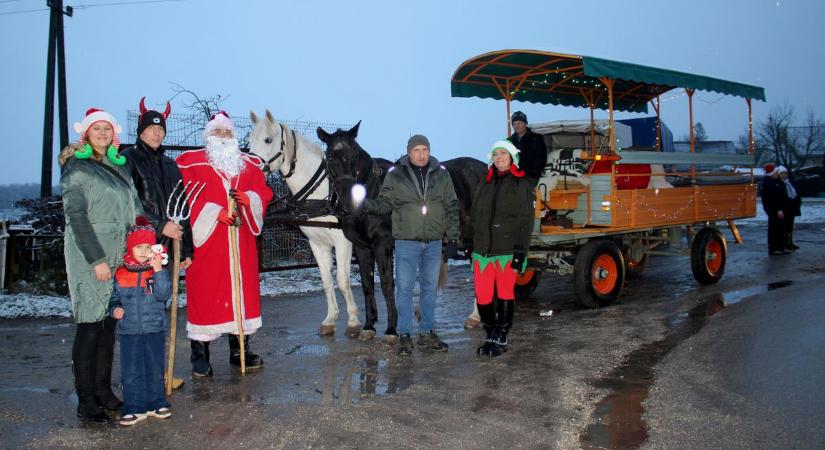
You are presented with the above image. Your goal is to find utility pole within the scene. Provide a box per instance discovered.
[40,0,72,198]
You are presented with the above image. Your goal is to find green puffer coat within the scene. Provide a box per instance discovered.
[365,155,459,242]
[61,155,142,323]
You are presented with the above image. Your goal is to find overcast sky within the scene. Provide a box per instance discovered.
[1,0,823,184]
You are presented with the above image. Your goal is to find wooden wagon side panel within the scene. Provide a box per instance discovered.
[695,184,757,221]
[613,187,697,228]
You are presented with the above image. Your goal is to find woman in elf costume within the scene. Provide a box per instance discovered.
[470,140,535,357]
[60,108,143,422]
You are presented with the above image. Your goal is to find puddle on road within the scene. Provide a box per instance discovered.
[579,280,794,449]
[255,356,412,407]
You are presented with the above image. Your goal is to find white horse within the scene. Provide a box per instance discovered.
[249,110,361,337]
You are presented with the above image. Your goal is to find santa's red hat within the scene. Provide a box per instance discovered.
[73,108,122,148]
[763,163,778,176]
[203,110,235,140]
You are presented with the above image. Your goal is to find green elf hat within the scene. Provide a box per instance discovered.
[489,139,520,166]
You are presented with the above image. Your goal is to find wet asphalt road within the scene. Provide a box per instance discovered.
[1,221,824,449]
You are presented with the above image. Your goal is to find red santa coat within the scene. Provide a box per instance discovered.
[176,149,273,337]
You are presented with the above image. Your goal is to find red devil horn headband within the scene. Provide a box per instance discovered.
[163,101,171,119]
[139,96,147,115]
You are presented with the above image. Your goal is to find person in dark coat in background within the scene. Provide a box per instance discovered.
[778,165,802,251]
[760,163,788,255]
[508,111,547,185]
[469,140,534,357]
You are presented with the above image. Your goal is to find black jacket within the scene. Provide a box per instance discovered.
[760,176,787,216]
[121,140,194,260]
[509,128,547,181]
[469,170,534,256]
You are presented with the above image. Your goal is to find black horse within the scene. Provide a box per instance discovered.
[319,123,487,340]
[318,122,398,342]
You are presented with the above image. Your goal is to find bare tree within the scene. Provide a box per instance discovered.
[168,82,232,146]
[755,103,825,171]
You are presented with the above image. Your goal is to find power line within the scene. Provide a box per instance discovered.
[0,0,31,4]
[0,7,46,15]
[72,0,184,9]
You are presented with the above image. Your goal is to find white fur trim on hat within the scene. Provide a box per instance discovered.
[73,108,122,148]
[203,111,236,140]
[489,139,520,166]
[777,165,788,174]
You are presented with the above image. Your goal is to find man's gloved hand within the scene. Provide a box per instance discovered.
[218,208,237,226]
[443,241,458,262]
[511,251,526,272]
[229,188,250,208]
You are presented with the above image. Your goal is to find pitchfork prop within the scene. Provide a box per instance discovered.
[164,180,205,395]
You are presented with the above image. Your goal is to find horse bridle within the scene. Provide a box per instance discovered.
[264,124,298,179]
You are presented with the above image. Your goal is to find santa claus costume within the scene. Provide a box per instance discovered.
[176,112,273,376]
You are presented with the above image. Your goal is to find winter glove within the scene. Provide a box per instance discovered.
[218,208,237,226]
[443,241,458,262]
[463,243,473,259]
[511,251,526,273]
[229,188,250,208]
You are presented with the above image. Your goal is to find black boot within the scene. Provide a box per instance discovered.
[229,334,263,369]
[94,317,122,411]
[190,340,213,377]
[476,303,501,357]
[73,322,110,423]
[495,299,515,352]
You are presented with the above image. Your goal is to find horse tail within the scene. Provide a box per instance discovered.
[438,259,448,290]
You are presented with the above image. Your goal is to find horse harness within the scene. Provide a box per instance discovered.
[266,123,337,220]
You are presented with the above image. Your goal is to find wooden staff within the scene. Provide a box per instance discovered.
[165,239,182,395]
[228,196,246,374]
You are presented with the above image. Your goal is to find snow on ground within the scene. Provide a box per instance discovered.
[2,198,820,319]
[738,197,825,225]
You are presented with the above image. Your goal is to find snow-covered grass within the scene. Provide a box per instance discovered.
[738,197,825,225]
[0,294,71,319]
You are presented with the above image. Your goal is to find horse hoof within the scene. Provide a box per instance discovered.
[383,334,399,345]
[319,325,335,336]
[464,317,481,329]
[359,329,376,341]
[346,326,361,338]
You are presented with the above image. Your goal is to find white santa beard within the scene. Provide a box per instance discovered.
[206,136,245,178]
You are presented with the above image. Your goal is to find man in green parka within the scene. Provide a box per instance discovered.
[362,134,459,355]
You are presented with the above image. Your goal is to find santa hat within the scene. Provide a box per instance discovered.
[125,216,157,251]
[763,163,778,176]
[485,139,525,181]
[203,110,235,140]
[777,165,788,174]
[73,108,122,148]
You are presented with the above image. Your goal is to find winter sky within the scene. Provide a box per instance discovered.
[1,0,824,185]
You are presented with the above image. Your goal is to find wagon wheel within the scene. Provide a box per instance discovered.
[690,227,727,285]
[514,269,542,300]
[622,241,649,279]
[574,240,625,308]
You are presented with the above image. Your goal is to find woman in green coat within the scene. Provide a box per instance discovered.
[60,108,142,422]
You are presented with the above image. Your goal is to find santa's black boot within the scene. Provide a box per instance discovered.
[495,299,515,353]
[190,340,213,377]
[94,317,122,411]
[229,334,263,369]
[476,303,501,357]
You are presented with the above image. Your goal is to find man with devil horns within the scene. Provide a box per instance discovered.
[121,97,194,270]
[175,111,273,377]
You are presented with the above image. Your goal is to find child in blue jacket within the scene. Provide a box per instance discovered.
[109,216,172,426]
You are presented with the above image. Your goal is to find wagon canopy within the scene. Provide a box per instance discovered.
[450,50,766,113]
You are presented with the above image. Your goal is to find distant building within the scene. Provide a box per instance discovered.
[673,140,739,154]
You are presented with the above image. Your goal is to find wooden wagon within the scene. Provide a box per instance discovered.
[451,50,765,307]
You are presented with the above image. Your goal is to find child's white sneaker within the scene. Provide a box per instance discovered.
[119,413,147,426]
[147,407,172,419]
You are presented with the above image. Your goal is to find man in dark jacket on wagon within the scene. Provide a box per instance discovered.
[121,97,193,387]
[508,111,547,186]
